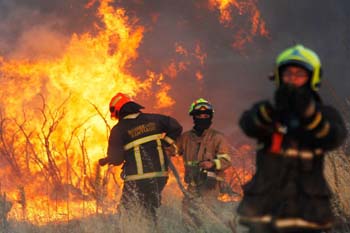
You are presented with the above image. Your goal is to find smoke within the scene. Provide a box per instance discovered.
[0,0,349,137]
[0,0,96,57]
[113,0,350,136]
[107,0,272,135]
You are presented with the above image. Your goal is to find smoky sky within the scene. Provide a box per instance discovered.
[0,0,349,142]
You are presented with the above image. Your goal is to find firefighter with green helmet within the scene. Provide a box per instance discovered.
[237,44,347,233]
[176,98,234,230]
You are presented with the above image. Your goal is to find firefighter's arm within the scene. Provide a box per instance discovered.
[239,100,275,139]
[100,126,125,166]
[301,105,347,150]
[198,155,231,171]
[160,115,183,155]
[199,134,232,171]
[163,116,183,142]
[166,133,184,157]
[213,154,232,171]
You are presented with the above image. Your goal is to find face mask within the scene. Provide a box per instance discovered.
[276,83,312,108]
[193,117,212,136]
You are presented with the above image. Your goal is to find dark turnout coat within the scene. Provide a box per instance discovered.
[237,96,347,231]
[106,112,182,218]
[107,112,182,179]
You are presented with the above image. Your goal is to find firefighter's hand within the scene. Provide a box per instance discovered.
[199,160,215,170]
[164,145,177,157]
[98,157,109,166]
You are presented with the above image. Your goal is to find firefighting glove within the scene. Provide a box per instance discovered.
[199,160,215,170]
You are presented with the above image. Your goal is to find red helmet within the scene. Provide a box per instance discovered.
[109,93,132,119]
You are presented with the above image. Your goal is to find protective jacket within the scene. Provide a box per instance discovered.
[177,128,232,191]
[107,112,183,181]
[106,112,182,221]
[237,94,347,232]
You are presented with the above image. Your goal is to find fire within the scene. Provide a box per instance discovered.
[0,0,261,225]
[174,42,207,82]
[196,71,204,81]
[0,0,173,224]
[209,0,241,23]
[208,0,269,49]
[175,43,189,56]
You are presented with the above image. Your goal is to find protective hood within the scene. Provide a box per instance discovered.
[119,102,144,119]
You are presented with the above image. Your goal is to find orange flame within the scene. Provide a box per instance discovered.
[0,0,260,225]
[208,0,269,49]
[0,0,174,224]
[196,71,204,81]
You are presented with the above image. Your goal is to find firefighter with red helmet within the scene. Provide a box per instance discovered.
[237,45,347,233]
[176,98,234,230]
[99,92,182,223]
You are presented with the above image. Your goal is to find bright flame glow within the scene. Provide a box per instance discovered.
[0,0,260,225]
[0,0,173,224]
[208,0,269,49]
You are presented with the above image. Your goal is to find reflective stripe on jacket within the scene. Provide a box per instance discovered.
[177,128,232,183]
[107,113,182,181]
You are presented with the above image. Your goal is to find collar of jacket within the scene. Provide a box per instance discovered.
[123,113,140,119]
[190,127,210,137]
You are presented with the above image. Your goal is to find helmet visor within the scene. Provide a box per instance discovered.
[192,103,213,116]
[193,102,213,111]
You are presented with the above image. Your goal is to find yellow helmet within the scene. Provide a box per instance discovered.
[274,44,322,91]
[188,98,214,116]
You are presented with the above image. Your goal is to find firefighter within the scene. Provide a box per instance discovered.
[99,92,182,223]
[237,44,347,233]
[176,98,234,230]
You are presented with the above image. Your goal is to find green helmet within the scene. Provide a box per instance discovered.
[188,98,214,116]
[274,44,322,91]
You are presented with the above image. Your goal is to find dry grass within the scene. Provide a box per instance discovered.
[325,148,350,233]
[3,122,350,233]
[4,147,350,233]
[5,186,240,233]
